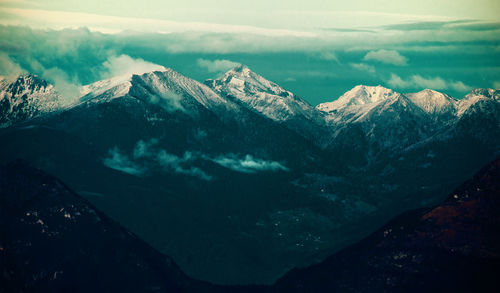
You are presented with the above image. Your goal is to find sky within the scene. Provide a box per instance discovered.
[0,0,499,104]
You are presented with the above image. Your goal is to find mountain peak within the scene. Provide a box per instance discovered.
[228,64,249,74]
[406,89,456,115]
[466,88,498,99]
[206,65,321,127]
[317,85,399,112]
[0,74,62,127]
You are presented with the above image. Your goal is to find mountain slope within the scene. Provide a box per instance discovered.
[0,160,222,293]
[275,157,500,292]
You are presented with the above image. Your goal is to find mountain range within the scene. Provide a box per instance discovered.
[0,66,498,285]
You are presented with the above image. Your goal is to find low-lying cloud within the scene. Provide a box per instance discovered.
[209,154,289,174]
[103,140,289,178]
[103,139,211,180]
[103,147,145,176]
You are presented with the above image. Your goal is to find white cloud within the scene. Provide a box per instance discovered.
[0,53,23,77]
[363,49,409,66]
[101,54,166,79]
[449,80,471,92]
[103,140,212,180]
[156,150,212,181]
[349,62,376,74]
[196,58,240,73]
[210,154,289,174]
[315,51,340,63]
[411,74,447,89]
[387,73,471,92]
[0,7,316,37]
[103,147,145,176]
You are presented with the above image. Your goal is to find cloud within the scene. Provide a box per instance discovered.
[209,154,289,174]
[363,50,408,66]
[196,58,240,73]
[0,53,23,77]
[315,51,340,63]
[349,63,376,74]
[103,139,212,180]
[103,147,145,176]
[387,73,471,91]
[101,54,166,79]
[156,150,212,181]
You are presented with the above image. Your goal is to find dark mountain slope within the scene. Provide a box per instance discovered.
[0,160,225,293]
[274,158,500,292]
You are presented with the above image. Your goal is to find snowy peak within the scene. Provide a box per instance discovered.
[206,65,319,123]
[406,89,457,115]
[79,68,239,117]
[317,85,400,113]
[466,88,499,100]
[216,65,289,97]
[457,88,500,116]
[4,74,51,95]
[0,74,62,127]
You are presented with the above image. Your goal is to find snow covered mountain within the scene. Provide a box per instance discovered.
[205,65,327,142]
[206,65,318,122]
[80,69,241,119]
[406,89,457,116]
[316,85,499,164]
[316,85,399,113]
[0,74,63,127]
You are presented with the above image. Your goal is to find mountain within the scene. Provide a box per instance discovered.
[206,65,327,142]
[275,157,500,293]
[316,85,399,113]
[406,89,457,117]
[0,160,221,292]
[80,69,241,119]
[0,74,63,127]
[317,86,432,164]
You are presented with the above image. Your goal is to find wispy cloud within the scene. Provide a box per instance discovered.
[363,49,408,66]
[101,54,165,80]
[209,154,289,174]
[103,147,145,176]
[0,7,316,37]
[103,140,211,180]
[387,73,471,91]
[196,58,240,74]
[349,62,376,74]
[103,140,289,178]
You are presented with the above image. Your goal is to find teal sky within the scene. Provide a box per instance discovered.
[0,0,499,104]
